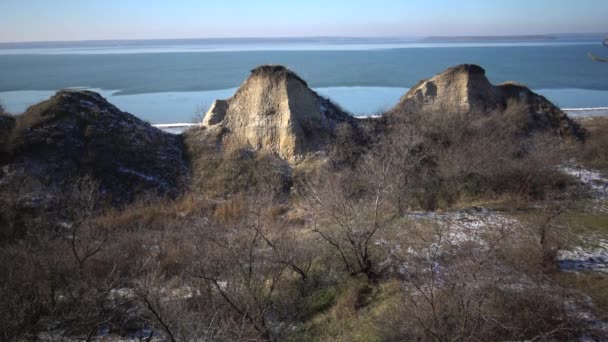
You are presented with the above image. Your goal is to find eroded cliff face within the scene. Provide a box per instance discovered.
[395,64,502,114]
[199,65,353,163]
[390,64,583,138]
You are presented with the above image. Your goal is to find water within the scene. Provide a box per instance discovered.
[0,38,607,124]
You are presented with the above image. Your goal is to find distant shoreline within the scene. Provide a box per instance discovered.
[422,35,556,42]
[154,108,608,134]
[1,33,604,48]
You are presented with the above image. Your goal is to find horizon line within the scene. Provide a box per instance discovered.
[1,32,605,45]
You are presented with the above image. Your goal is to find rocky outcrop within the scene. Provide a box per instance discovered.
[196,65,354,163]
[389,64,583,138]
[0,90,189,205]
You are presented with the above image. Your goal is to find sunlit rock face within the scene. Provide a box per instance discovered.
[200,65,353,163]
[389,64,583,138]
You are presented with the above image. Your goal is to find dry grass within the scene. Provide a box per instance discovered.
[553,272,608,323]
[184,127,291,198]
[96,195,210,230]
[576,116,608,173]
[300,275,382,342]
[212,194,247,223]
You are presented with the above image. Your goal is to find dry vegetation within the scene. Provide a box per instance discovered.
[577,116,608,172]
[1,104,607,340]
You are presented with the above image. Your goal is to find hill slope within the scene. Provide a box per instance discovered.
[388,64,583,138]
[0,90,189,206]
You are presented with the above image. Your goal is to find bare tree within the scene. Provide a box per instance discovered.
[303,153,398,279]
[58,176,108,273]
[134,270,178,342]
[388,219,507,340]
[189,195,297,341]
[135,265,237,342]
[516,196,574,272]
[378,121,430,212]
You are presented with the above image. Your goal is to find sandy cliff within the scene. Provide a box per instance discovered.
[389,64,583,138]
[199,65,354,163]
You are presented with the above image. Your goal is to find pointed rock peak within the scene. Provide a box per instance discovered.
[196,65,354,163]
[444,64,487,76]
[249,64,309,86]
[390,63,499,115]
[388,64,583,139]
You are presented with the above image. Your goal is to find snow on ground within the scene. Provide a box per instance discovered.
[117,166,160,183]
[153,123,198,134]
[559,235,608,274]
[404,207,521,246]
[405,206,608,274]
[557,165,608,273]
[79,99,98,109]
[401,194,608,336]
[561,166,608,200]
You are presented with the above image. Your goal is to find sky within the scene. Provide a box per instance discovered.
[0,0,607,42]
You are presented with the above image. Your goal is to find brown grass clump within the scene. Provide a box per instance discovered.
[577,116,608,172]
[213,194,247,223]
[184,126,292,198]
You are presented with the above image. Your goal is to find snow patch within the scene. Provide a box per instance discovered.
[561,166,608,200]
[404,207,520,245]
[153,123,198,128]
[558,236,608,274]
[79,99,98,109]
[117,166,159,183]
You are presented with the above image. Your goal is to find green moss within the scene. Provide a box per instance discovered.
[291,278,405,342]
[563,210,608,235]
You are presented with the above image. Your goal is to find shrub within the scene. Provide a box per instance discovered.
[376,103,572,210]
[578,116,608,172]
[184,127,291,198]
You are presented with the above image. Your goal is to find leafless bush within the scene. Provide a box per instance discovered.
[302,152,399,279]
[578,116,608,171]
[188,189,316,340]
[135,260,256,341]
[374,120,430,212]
[498,200,574,275]
[380,103,571,209]
[328,121,369,167]
[379,218,580,340]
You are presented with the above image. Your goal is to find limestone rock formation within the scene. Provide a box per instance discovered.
[198,65,354,163]
[0,90,189,205]
[389,64,583,138]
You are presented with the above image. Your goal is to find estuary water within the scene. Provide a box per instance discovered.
[1,38,607,124]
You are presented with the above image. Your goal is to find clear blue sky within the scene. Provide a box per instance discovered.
[1,0,606,42]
